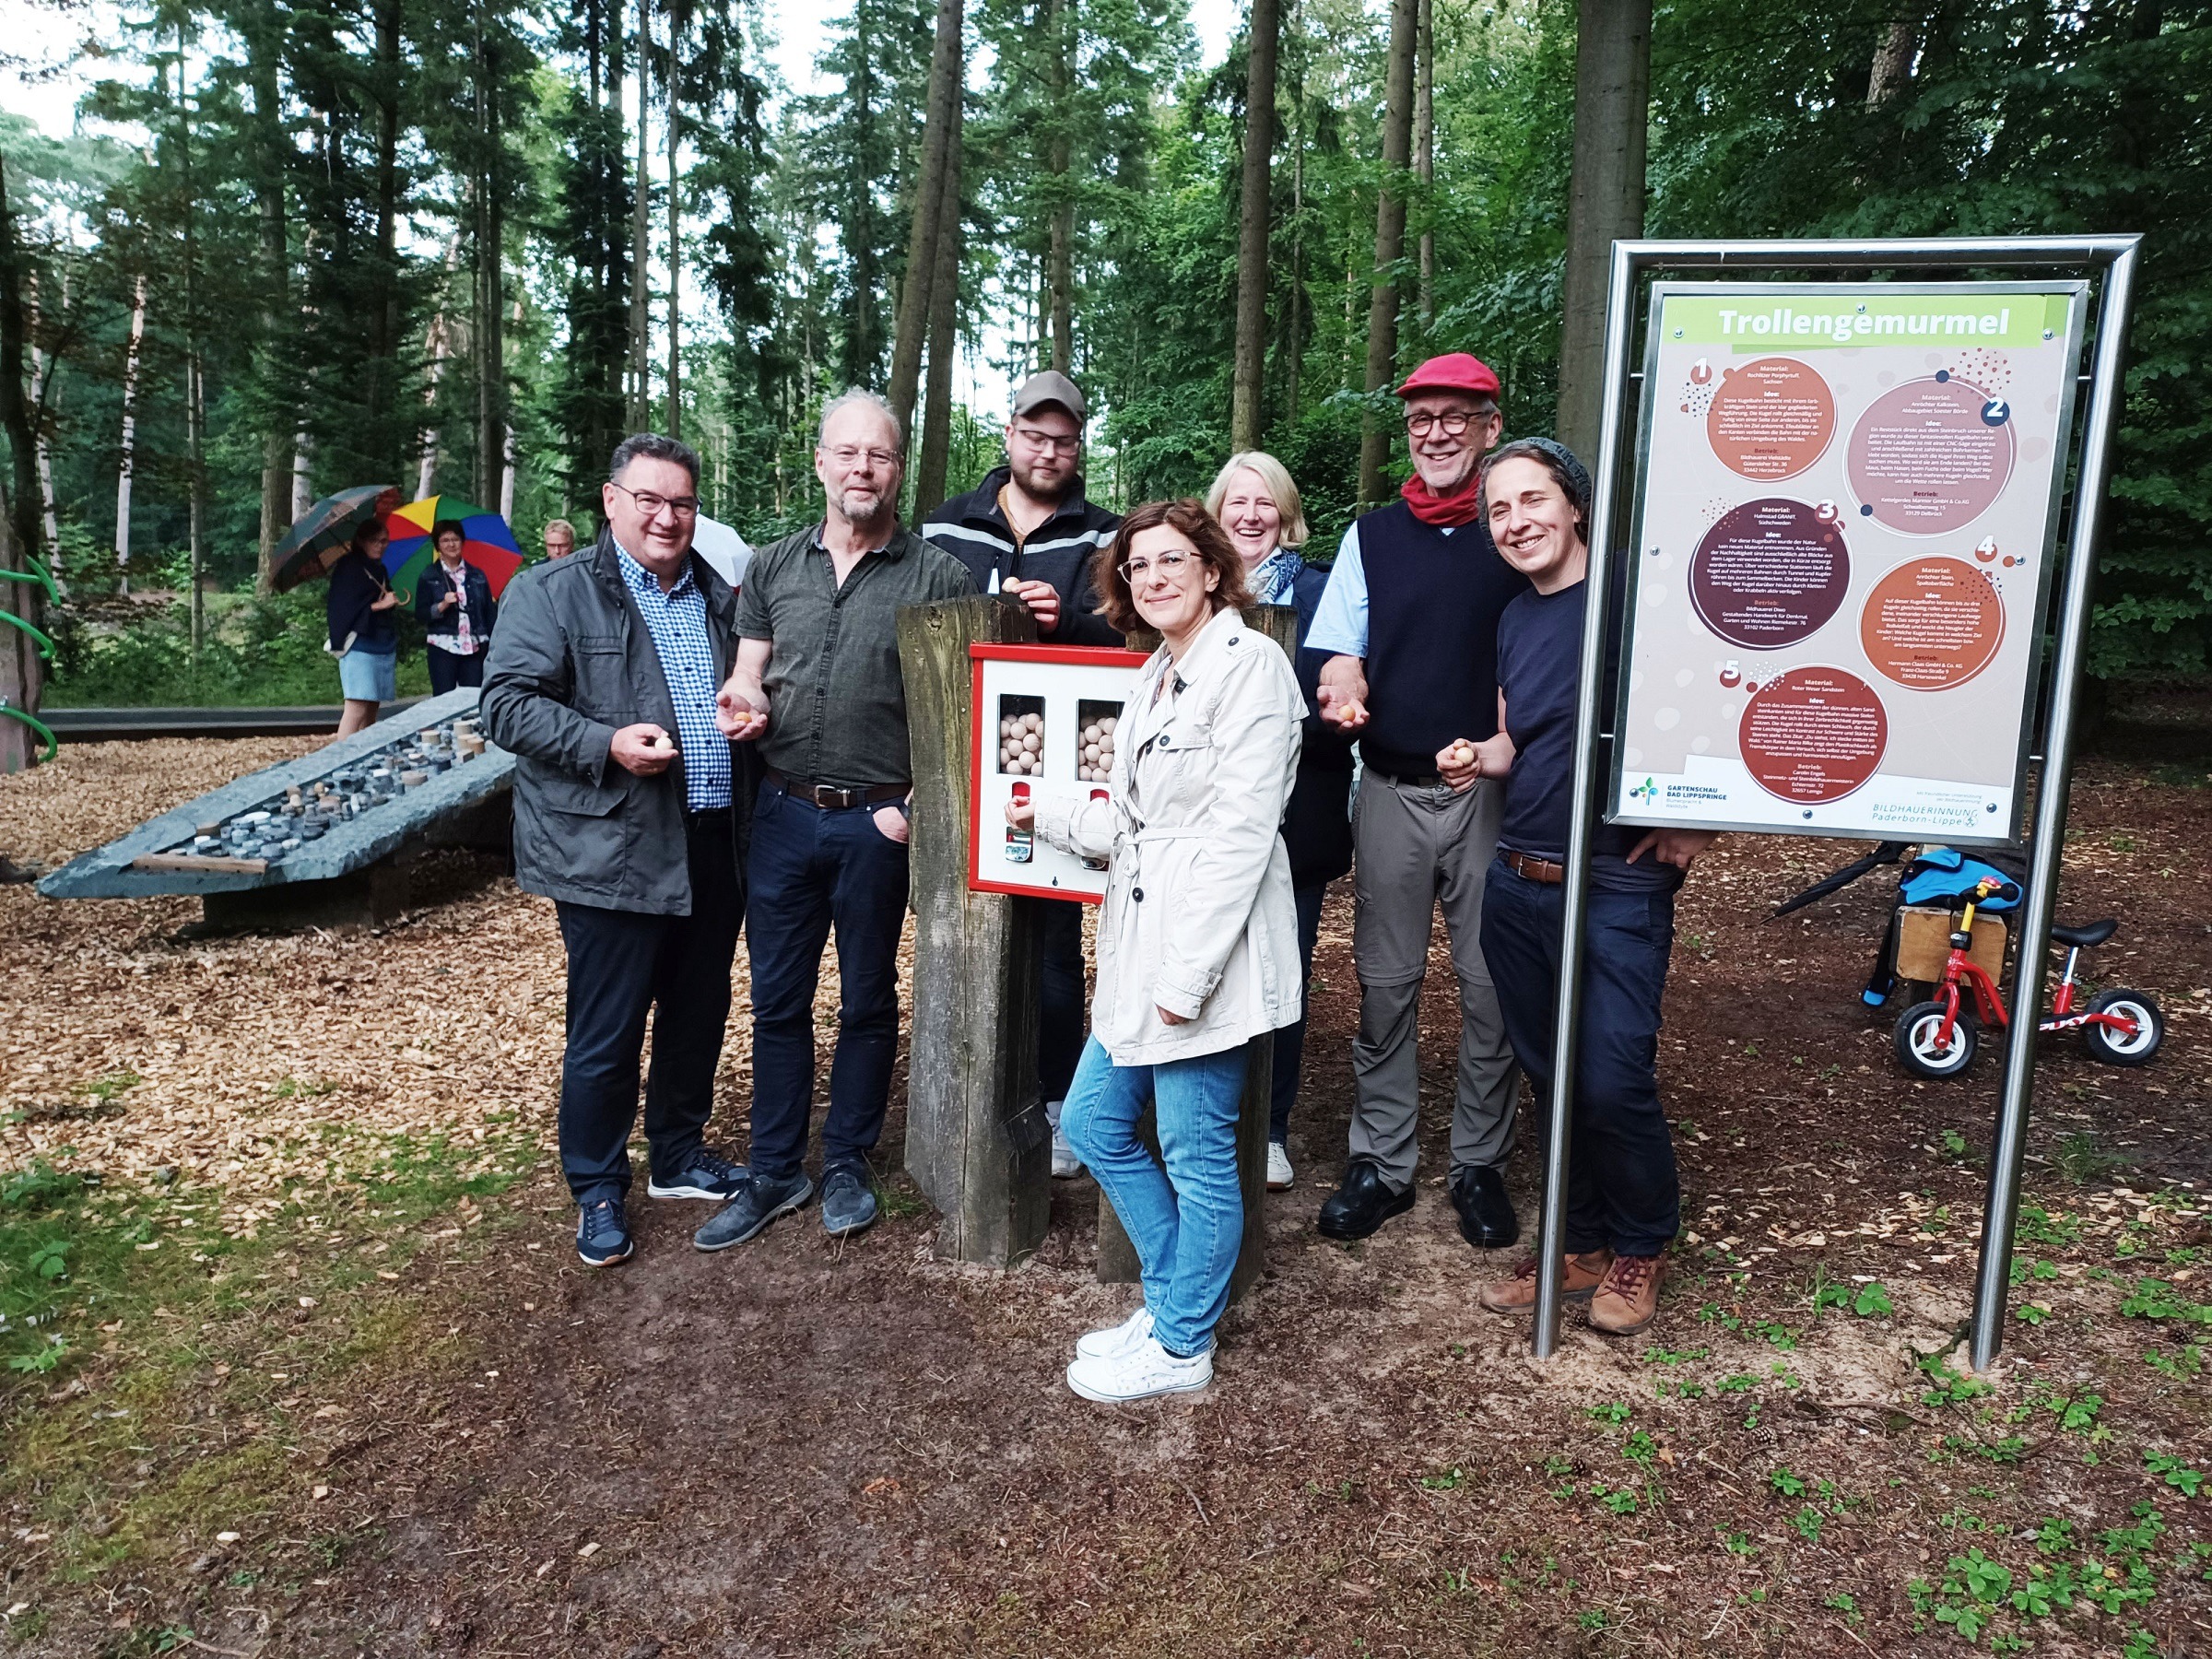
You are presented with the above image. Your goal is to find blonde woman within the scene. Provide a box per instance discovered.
[1204,453,1355,1193]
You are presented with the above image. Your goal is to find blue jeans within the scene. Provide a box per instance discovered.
[1062,1035,1248,1358]
[1478,862,1681,1258]
[744,782,911,1182]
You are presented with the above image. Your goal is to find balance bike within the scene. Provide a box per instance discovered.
[1893,879,2166,1079]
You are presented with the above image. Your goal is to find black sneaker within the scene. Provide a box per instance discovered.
[693,1171,814,1253]
[647,1148,750,1201]
[820,1167,880,1237]
[1449,1162,1520,1251]
[576,1197,635,1267]
[1316,1159,1415,1241]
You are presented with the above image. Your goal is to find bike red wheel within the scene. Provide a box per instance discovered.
[2083,990,2163,1066]
[1895,1000,1977,1079]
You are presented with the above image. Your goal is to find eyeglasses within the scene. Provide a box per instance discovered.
[608,481,700,519]
[1013,428,1081,455]
[824,444,902,470]
[1404,410,1488,438]
[1119,550,1194,582]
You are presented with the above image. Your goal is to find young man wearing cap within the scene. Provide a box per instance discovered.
[923,370,1123,1177]
[1306,353,1530,1252]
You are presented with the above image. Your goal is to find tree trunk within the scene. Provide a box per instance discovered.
[1285,0,1304,422]
[115,272,147,596]
[629,0,653,429]
[1867,11,1916,106]
[1415,0,1434,335]
[888,0,964,451]
[1555,0,1651,462]
[1358,0,1418,508]
[915,91,966,513]
[1045,0,1074,376]
[0,157,42,576]
[475,17,505,502]
[178,21,206,657]
[665,6,682,439]
[1230,0,1280,453]
[371,0,402,444]
[26,275,63,595]
[253,39,289,594]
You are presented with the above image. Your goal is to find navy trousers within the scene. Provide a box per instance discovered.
[554,812,743,1203]
[1478,861,1681,1258]
[1267,879,1329,1143]
[1028,896,1088,1105]
[427,645,486,695]
[744,782,911,1182]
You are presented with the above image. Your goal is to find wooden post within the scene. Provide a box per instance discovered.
[898,594,1048,1265]
[1096,604,1301,1299]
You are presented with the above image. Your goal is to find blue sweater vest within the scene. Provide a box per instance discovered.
[1358,500,1528,778]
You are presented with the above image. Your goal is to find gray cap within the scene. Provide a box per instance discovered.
[1011,369,1087,425]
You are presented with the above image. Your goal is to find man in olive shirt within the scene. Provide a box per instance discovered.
[700,388,976,1249]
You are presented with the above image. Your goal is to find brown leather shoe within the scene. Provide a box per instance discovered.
[1477,1249,1614,1314]
[1588,1253,1665,1335]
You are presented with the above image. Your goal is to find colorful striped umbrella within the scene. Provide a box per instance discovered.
[380,495,525,600]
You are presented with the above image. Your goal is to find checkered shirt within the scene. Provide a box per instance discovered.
[615,543,732,810]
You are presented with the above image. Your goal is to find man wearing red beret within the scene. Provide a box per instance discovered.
[1305,352,1529,1252]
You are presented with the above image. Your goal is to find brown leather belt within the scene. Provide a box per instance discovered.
[765,768,909,810]
[1503,850,1565,884]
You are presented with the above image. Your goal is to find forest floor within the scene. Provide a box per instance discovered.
[0,738,2209,1657]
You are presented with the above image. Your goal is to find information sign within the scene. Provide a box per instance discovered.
[1609,281,2087,845]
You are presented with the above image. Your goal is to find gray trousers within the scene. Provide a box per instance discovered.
[1347,772,1518,1192]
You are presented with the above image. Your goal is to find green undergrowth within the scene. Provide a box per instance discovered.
[0,1124,540,1598]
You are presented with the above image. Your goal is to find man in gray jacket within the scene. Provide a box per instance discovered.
[481,432,761,1267]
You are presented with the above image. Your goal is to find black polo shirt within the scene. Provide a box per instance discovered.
[734,522,977,788]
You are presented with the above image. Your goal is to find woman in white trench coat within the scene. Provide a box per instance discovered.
[1006,498,1306,1404]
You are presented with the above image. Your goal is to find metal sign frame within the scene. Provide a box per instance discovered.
[1534,235,2142,1370]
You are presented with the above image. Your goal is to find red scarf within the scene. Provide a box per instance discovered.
[1400,468,1486,527]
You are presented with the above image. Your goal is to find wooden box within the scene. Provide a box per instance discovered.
[1897,906,2007,983]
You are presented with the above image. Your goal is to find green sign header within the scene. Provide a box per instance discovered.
[1660,290,2070,350]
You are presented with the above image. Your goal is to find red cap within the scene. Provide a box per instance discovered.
[1395,352,1500,399]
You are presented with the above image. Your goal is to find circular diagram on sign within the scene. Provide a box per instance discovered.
[1739,665,1888,803]
[1845,376,2016,534]
[1861,558,2006,689]
[1689,499,1852,650]
[1707,358,1837,480]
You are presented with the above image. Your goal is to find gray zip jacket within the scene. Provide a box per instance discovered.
[480,531,759,916]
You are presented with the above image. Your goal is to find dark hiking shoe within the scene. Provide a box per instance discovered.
[692,1171,814,1253]
[1449,1163,1521,1251]
[647,1148,750,1201]
[820,1168,880,1238]
[1316,1159,1415,1241]
[576,1198,635,1267]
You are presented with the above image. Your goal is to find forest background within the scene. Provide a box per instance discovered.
[0,0,2206,715]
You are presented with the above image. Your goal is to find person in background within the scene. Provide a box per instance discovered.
[1305,352,1528,1253]
[924,370,1123,1182]
[1446,438,1714,1336]
[1009,500,1303,1403]
[328,520,403,738]
[1202,453,1354,1194]
[702,389,976,1251]
[417,521,498,695]
[543,518,577,560]
[480,432,759,1268]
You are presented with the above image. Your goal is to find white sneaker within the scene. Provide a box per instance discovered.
[1049,1102,1084,1179]
[1066,1335,1214,1404]
[1266,1140,1294,1190]
[1076,1304,1152,1359]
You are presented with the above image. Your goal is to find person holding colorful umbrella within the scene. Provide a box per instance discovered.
[415,520,500,693]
